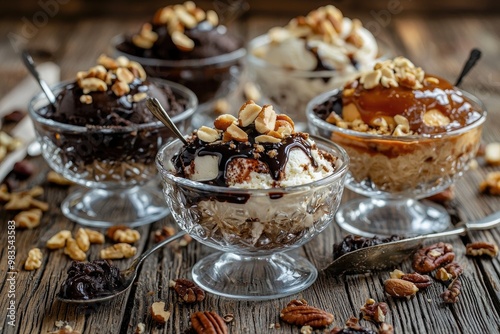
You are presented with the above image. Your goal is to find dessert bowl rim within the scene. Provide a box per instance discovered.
[28,78,198,133]
[246,33,391,77]
[111,34,247,68]
[156,134,350,194]
[306,88,488,141]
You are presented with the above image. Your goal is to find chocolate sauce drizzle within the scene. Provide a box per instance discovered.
[173,128,317,187]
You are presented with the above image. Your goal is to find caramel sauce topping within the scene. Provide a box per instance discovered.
[343,75,482,134]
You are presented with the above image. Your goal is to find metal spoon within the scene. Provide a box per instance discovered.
[21,50,55,156]
[146,97,189,145]
[21,50,57,108]
[455,48,482,87]
[57,231,186,304]
[323,210,500,276]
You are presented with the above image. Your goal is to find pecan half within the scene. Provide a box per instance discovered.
[169,278,205,304]
[466,241,499,257]
[280,300,334,329]
[441,278,462,303]
[360,298,388,323]
[191,311,228,334]
[443,262,463,279]
[412,242,455,273]
[401,272,432,289]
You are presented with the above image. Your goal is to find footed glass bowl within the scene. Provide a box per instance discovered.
[28,79,197,227]
[247,34,389,130]
[307,89,487,237]
[112,35,246,106]
[156,136,349,300]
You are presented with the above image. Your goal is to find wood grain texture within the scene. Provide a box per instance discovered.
[1,13,500,334]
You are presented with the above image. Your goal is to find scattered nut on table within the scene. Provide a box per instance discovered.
[360,298,388,323]
[47,171,74,186]
[107,225,140,243]
[280,299,334,329]
[64,238,87,261]
[441,278,462,303]
[412,242,455,273]
[134,322,145,334]
[46,230,72,249]
[24,248,42,270]
[154,226,176,243]
[150,301,170,324]
[15,208,43,229]
[401,272,432,289]
[484,142,500,166]
[100,243,137,259]
[466,241,499,257]
[0,131,23,162]
[479,171,500,195]
[75,228,90,252]
[112,228,140,243]
[169,278,205,304]
[435,267,453,282]
[190,311,228,334]
[384,278,419,299]
[84,228,105,244]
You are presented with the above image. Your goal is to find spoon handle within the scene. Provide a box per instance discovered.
[466,210,500,231]
[127,231,187,273]
[21,50,57,106]
[455,48,482,87]
[146,97,189,145]
[412,210,500,243]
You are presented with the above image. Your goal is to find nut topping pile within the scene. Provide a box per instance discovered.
[195,100,295,144]
[268,5,365,49]
[132,1,219,52]
[76,54,147,99]
[360,56,426,90]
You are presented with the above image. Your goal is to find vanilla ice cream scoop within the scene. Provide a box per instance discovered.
[252,5,378,74]
[172,101,337,188]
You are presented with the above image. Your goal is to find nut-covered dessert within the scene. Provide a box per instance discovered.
[114,1,244,103]
[160,100,347,250]
[248,5,382,125]
[309,56,486,194]
[29,55,197,227]
[32,54,188,185]
[157,100,348,299]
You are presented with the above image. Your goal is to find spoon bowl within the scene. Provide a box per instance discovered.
[57,231,186,304]
[323,210,500,276]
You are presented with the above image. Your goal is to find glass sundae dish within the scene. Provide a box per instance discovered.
[156,100,349,300]
[307,56,486,237]
[247,5,386,129]
[28,54,197,227]
[113,1,245,106]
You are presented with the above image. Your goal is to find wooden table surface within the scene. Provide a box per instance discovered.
[1,11,500,334]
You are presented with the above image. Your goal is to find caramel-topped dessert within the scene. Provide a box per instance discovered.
[312,56,486,193]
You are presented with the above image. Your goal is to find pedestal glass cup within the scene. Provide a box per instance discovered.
[307,89,486,237]
[112,35,246,121]
[247,34,390,131]
[28,79,197,227]
[156,136,349,300]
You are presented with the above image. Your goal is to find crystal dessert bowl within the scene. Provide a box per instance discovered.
[307,88,486,237]
[113,36,245,107]
[246,6,389,130]
[28,79,197,227]
[156,135,349,300]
